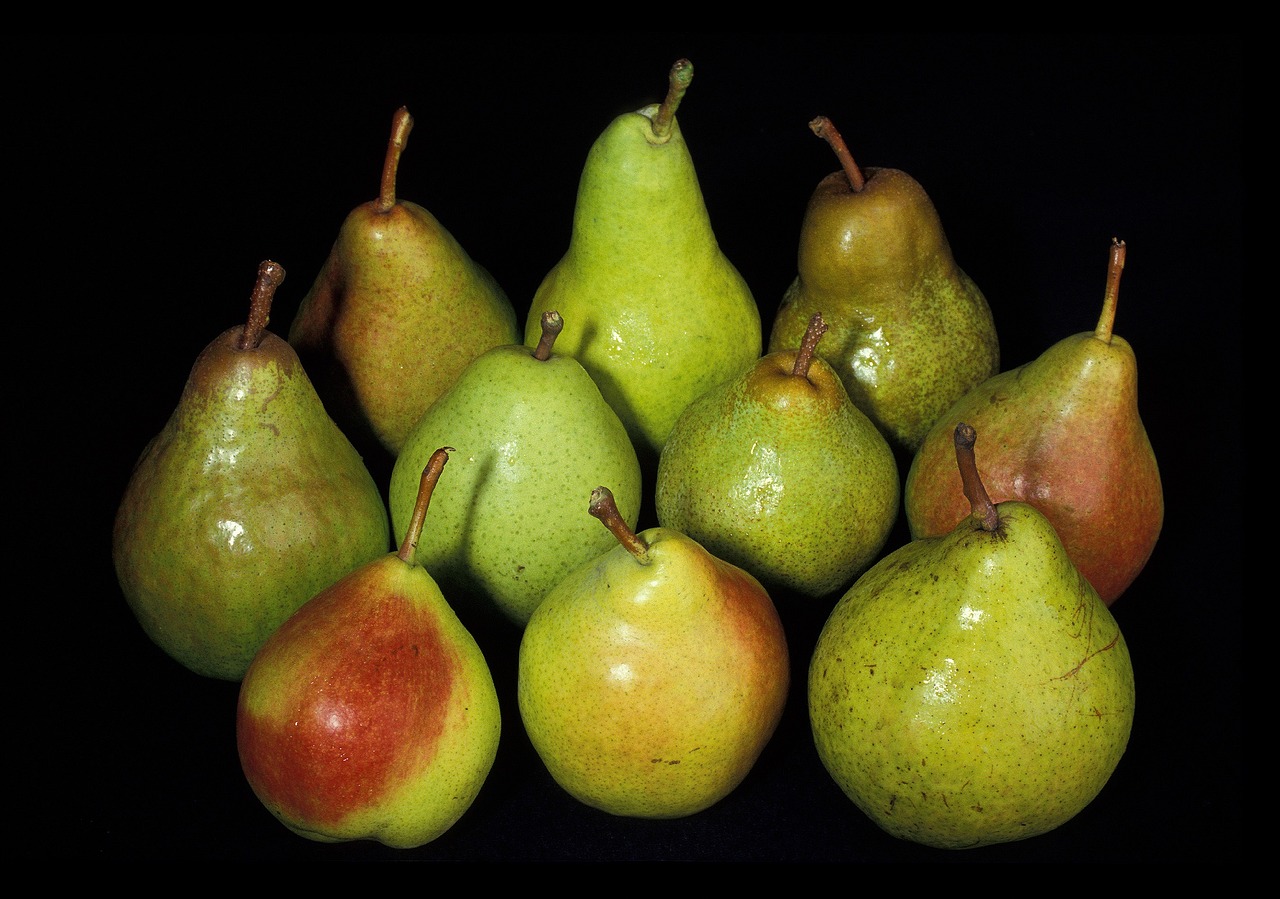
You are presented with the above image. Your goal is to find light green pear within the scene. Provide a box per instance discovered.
[389,311,643,627]
[655,312,899,599]
[809,423,1135,850]
[524,59,761,461]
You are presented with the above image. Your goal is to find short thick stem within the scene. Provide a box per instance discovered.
[651,59,693,141]
[590,486,649,563]
[533,311,563,361]
[1095,237,1126,343]
[378,107,413,213]
[954,423,999,532]
[238,260,285,351]
[792,313,828,378]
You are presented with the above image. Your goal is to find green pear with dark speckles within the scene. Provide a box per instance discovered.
[390,311,642,627]
[769,117,998,454]
[808,422,1134,850]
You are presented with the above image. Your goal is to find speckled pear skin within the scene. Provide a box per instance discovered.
[518,527,790,819]
[388,345,642,627]
[654,345,899,598]
[769,167,998,453]
[808,502,1135,850]
[113,326,392,682]
[524,85,761,458]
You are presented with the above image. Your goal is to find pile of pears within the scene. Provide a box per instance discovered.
[112,58,1162,854]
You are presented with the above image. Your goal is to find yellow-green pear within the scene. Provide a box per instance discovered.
[518,487,790,819]
[237,449,502,849]
[809,423,1135,850]
[112,261,391,681]
[525,59,761,461]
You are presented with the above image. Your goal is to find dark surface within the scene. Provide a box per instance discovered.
[19,34,1240,862]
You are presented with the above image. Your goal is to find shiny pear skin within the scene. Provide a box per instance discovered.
[237,551,501,849]
[770,166,998,453]
[809,501,1135,850]
[655,338,899,598]
[518,524,790,819]
[113,309,391,682]
[525,65,761,457]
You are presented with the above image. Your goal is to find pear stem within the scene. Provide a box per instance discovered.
[378,107,413,214]
[792,312,828,378]
[398,447,453,563]
[238,260,285,351]
[954,422,999,532]
[1095,237,1126,343]
[651,59,693,141]
[810,116,865,192]
[533,310,564,362]
[589,486,649,563]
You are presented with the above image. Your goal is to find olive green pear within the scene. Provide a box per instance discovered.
[769,116,998,454]
[289,106,518,457]
[113,261,392,681]
[519,487,790,819]
[237,449,502,849]
[809,423,1135,850]
[389,311,643,627]
[655,312,899,598]
[525,59,761,460]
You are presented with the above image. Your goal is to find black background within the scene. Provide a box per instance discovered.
[18,34,1240,862]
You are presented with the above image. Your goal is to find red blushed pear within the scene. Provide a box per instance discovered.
[236,448,501,849]
[904,238,1163,605]
[517,486,790,819]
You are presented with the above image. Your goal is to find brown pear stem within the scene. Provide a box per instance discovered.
[954,422,999,532]
[398,447,453,563]
[378,107,413,213]
[792,312,828,378]
[238,260,285,351]
[589,486,649,563]
[810,116,865,192]
[651,59,693,140]
[533,310,564,361]
[1095,237,1126,343]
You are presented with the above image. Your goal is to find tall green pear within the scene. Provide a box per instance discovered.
[113,261,392,681]
[390,311,643,628]
[524,59,761,461]
[809,423,1135,850]
[289,106,518,458]
[656,312,899,599]
[769,116,998,454]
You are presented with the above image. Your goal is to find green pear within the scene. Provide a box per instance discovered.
[768,116,999,454]
[524,59,761,461]
[113,261,392,681]
[809,423,1135,850]
[655,312,899,598]
[389,311,643,627]
[237,449,501,849]
[518,487,790,819]
[289,106,519,458]
[904,238,1162,605]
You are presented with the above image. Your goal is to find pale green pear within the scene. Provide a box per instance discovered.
[389,312,643,627]
[809,423,1135,850]
[656,312,899,599]
[524,59,761,460]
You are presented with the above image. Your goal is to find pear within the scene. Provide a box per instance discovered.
[768,116,999,454]
[655,312,899,599]
[518,487,790,819]
[904,238,1163,605]
[524,59,761,462]
[389,311,643,628]
[236,448,502,849]
[289,106,519,458]
[809,423,1135,850]
[112,260,391,681]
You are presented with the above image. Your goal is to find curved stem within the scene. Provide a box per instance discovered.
[1095,237,1126,343]
[590,486,649,563]
[651,59,693,140]
[792,312,828,379]
[954,422,999,532]
[533,310,564,362]
[809,116,865,192]
[378,107,413,213]
[238,260,285,351]
[398,447,453,563]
